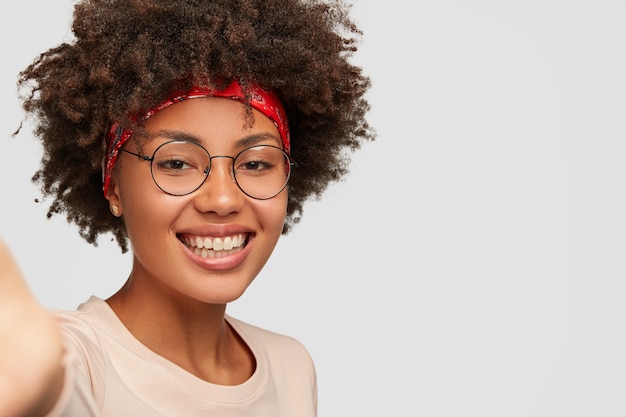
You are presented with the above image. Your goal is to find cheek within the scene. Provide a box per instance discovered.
[255,193,288,237]
[117,164,183,239]
[117,158,163,209]
[247,197,287,274]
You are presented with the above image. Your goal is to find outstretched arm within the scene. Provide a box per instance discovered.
[0,238,64,417]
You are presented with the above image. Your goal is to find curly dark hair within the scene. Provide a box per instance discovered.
[16,0,375,253]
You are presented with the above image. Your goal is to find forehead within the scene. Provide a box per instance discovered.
[142,97,281,148]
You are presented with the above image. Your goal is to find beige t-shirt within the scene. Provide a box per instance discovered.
[47,297,317,417]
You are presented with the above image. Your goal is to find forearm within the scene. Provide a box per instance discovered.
[0,239,64,417]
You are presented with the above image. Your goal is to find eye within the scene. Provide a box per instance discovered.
[156,158,192,171]
[237,159,273,172]
[235,147,283,175]
[150,141,209,176]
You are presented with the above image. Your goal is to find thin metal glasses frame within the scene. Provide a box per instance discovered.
[121,140,294,200]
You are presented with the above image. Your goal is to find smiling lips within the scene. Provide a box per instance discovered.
[181,234,248,258]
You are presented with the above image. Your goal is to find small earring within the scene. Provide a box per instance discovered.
[110,204,121,217]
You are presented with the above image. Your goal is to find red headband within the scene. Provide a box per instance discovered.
[102,81,290,196]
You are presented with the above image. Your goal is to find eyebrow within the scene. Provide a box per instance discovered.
[148,129,282,149]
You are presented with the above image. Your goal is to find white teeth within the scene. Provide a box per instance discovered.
[193,247,241,259]
[186,234,245,257]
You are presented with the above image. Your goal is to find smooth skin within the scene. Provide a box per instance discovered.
[0,239,64,417]
[105,97,288,386]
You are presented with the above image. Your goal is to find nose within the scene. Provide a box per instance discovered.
[208,155,236,183]
[192,156,244,215]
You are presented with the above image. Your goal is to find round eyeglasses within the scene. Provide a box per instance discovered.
[122,140,294,200]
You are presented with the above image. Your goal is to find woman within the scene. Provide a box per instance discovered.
[0,0,374,415]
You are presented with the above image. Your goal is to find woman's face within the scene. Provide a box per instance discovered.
[107,97,288,305]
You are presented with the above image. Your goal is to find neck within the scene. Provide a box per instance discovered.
[106,270,255,385]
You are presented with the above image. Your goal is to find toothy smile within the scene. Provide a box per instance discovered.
[181,234,248,258]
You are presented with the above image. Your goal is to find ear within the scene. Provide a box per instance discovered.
[105,174,123,217]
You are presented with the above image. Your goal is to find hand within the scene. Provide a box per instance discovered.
[0,238,64,417]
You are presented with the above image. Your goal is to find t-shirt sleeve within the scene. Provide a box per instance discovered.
[44,351,100,417]
[44,313,106,417]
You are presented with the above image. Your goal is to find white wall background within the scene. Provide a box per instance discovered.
[2,0,626,415]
